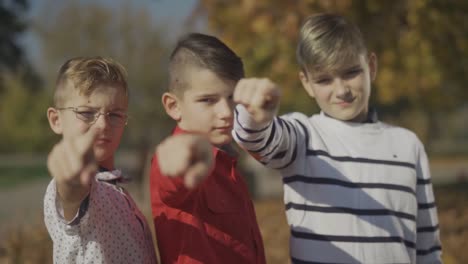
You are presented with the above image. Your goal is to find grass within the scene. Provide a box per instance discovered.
[0,165,49,189]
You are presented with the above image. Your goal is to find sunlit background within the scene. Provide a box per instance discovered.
[0,0,467,263]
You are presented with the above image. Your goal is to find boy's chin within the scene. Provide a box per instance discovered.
[93,149,114,164]
[210,134,232,147]
[325,109,367,122]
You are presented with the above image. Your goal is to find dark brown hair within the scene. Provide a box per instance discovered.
[168,33,244,95]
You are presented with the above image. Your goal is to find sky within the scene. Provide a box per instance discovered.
[21,0,201,68]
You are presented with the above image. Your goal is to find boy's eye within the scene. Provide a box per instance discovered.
[315,78,333,85]
[76,111,97,121]
[343,69,362,79]
[109,112,124,118]
[108,112,126,120]
[199,98,217,104]
[107,112,128,125]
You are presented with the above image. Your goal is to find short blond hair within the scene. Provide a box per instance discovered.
[53,57,128,107]
[297,13,367,74]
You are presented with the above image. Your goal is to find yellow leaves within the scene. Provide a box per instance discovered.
[380,50,396,65]
[198,0,467,119]
[251,14,273,34]
[281,12,300,40]
[456,36,467,54]
[375,67,398,105]
[413,0,427,10]
[366,0,382,13]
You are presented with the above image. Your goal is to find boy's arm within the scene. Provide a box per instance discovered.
[151,134,213,204]
[47,129,98,221]
[233,78,302,169]
[415,141,442,263]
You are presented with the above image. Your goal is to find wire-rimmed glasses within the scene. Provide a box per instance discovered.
[56,106,128,127]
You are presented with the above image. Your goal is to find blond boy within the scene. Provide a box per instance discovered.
[44,57,157,263]
[233,14,442,263]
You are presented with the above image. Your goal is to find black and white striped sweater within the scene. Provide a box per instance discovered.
[233,105,442,264]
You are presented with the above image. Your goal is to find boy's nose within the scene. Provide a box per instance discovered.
[217,99,234,119]
[334,79,351,97]
[93,114,110,130]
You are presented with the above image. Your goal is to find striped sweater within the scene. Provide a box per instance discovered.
[233,105,442,264]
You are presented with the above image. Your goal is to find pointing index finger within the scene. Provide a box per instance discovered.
[75,129,98,155]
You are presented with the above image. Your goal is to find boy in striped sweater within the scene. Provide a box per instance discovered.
[233,13,442,263]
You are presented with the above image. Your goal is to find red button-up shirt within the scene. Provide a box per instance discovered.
[150,127,266,264]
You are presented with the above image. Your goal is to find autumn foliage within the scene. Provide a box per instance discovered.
[194,0,468,144]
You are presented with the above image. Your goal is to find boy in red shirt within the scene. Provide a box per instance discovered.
[150,33,266,264]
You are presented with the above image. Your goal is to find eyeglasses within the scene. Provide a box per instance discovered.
[57,106,128,127]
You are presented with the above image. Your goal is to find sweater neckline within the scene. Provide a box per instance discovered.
[318,111,384,135]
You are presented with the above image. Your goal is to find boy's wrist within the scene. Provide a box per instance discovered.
[56,180,91,206]
[56,180,91,221]
[236,104,274,128]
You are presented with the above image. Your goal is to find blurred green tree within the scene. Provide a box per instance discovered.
[0,73,53,152]
[194,0,468,148]
[0,0,48,152]
[0,0,40,91]
[0,0,28,74]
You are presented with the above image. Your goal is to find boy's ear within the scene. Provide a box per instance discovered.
[299,71,315,98]
[368,52,378,81]
[47,107,63,135]
[162,92,182,121]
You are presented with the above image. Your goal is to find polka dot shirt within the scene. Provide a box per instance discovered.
[44,171,158,264]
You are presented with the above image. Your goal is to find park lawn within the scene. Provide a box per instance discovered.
[0,165,49,189]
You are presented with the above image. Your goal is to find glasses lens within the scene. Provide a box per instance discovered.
[107,112,127,126]
[67,107,127,127]
[74,108,98,123]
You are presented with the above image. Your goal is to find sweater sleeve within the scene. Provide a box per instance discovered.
[233,105,308,170]
[414,140,442,263]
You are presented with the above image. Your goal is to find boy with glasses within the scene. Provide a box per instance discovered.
[44,57,158,263]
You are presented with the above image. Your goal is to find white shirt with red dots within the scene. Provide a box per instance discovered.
[44,170,158,264]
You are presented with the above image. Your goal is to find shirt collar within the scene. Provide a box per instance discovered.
[172,125,186,135]
[96,167,124,183]
[321,107,378,124]
[364,107,378,123]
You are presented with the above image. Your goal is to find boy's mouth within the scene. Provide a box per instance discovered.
[95,137,111,144]
[335,98,356,107]
[214,126,232,132]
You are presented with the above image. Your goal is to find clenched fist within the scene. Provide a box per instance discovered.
[156,134,213,189]
[234,78,281,124]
